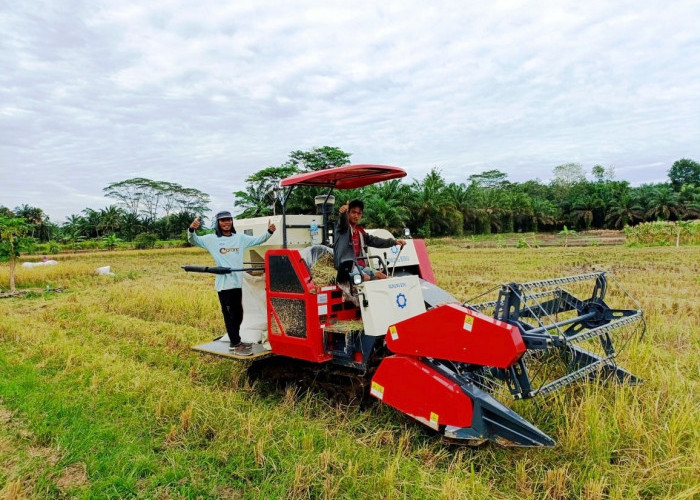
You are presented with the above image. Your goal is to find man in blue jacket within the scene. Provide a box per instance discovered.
[188,211,275,356]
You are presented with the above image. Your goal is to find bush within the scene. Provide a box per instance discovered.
[23,238,38,255]
[133,233,158,250]
[625,221,700,246]
[82,239,102,250]
[102,234,123,251]
[47,241,61,254]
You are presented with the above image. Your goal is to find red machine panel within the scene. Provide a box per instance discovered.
[371,355,473,429]
[385,303,525,368]
[265,249,332,363]
[412,239,436,284]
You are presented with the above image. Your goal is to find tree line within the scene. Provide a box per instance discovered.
[1,178,210,248]
[1,149,699,249]
[233,149,700,237]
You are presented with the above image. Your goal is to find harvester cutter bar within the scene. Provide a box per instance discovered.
[426,359,556,446]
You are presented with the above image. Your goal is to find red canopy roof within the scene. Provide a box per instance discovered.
[280,164,406,189]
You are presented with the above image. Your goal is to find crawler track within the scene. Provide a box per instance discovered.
[247,356,374,406]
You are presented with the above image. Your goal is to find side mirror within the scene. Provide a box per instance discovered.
[403,227,411,238]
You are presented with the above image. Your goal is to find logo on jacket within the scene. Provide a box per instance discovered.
[219,247,239,254]
[396,293,407,309]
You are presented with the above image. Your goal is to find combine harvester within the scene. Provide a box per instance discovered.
[184,165,645,447]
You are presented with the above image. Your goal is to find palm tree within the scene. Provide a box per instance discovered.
[507,191,533,233]
[530,197,558,232]
[444,182,471,233]
[362,193,409,232]
[365,179,412,205]
[645,185,683,221]
[233,184,274,218]
[571,194,604,230]
[120,212,145,241]
[81,208,102,238]
[98,205,124,235]
[13,204,46,239]
[408,169,459,237]
[606,192,643,229]
[471,187,504,235]
[679,185,700,220]
[60,214,91,252]
[499,190,532,233]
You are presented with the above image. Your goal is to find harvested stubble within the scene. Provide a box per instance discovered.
[326,319,364,332]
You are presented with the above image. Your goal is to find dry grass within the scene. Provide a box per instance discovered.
[0,244,698,498]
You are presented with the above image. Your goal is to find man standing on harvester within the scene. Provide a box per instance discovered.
[333,199,406,282]
[188,211,276,356]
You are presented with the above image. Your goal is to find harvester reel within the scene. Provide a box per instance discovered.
[467,271,645,401]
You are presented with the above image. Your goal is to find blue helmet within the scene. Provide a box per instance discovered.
[214,210,236,237]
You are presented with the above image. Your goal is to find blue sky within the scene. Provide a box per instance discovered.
[1,0,699,221]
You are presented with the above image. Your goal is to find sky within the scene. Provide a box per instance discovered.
[1,0,699,222]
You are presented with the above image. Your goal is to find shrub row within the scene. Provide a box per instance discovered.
[624,220,700,246]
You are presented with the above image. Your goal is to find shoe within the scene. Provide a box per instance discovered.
[234,342,253,356]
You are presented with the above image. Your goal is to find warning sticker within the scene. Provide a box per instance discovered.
[370,381,385,400]
[429,412,439,430]
[463,314,474,332]
[389,325,399,341]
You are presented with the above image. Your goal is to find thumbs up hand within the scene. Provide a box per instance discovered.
[189,216,201,230]
[268,219,276,233]
[339,200,350,214]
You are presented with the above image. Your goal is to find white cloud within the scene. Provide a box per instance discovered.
[1,0,698,220]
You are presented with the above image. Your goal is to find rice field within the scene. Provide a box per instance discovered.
[0,243,698,499]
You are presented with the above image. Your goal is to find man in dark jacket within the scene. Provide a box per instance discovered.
[333,199,405,281]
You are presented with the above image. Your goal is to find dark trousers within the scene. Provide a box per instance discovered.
[217,288,243,346]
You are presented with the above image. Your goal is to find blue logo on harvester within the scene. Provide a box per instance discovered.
[396,293,407,309]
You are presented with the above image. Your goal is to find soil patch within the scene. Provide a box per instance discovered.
[55,462,89,491]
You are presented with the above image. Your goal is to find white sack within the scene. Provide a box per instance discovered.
[239,272,268,344]
[22,260,58,268]
[95,266,114,275]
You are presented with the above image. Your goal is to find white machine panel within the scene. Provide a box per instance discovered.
[366,229,420,270]
[231,214,322,262]
[358,275,426,337]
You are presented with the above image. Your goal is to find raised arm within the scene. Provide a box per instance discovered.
[187,216,204,247]
[337,200,350,231]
